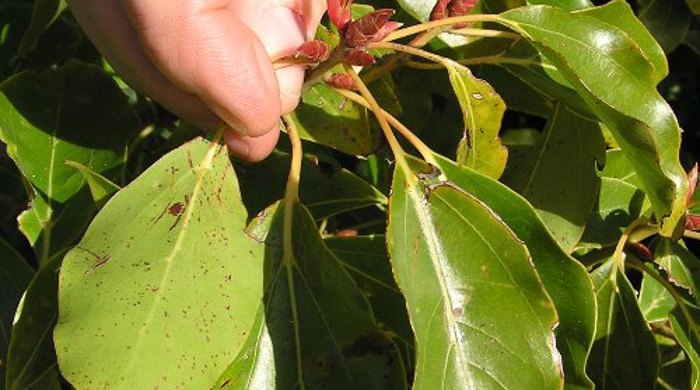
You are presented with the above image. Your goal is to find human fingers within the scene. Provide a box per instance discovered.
[224,125,280,163]
[67,0,219,128]
[232,0,327,115]
[119,0,282,137]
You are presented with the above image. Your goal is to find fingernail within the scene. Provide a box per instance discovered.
[224,132,251,159]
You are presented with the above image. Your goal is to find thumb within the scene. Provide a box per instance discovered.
[236,0,327,115]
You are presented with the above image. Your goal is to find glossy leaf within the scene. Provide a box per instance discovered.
[388,160,562,389]
[216,201,405,389]
[444,60,508,179]
[235,151,387,219]
[637,0,693,53]
[460,39,595,119]
[502,104,605,252]
[0,238,34,387]
[55,137,264,389]
[427,154,596,390]
[527,0,592,9]
[498,3,688,236]
[5,254,62,390]
[290,83,380,156]
[587,260,659,389]
[579,0,668,82]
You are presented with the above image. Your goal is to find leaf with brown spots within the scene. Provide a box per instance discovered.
[55,137,263,389]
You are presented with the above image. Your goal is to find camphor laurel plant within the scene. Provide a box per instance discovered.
[1,0,700,389]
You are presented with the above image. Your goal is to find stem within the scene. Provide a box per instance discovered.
[404,60,444,70]
[361,26,449,86]
[280,115,306,389]
[333,88,438,166]
[683,230,700,241]
[612,218,648,269]
[383,14,501,43]
[368,41,448,66]
[343,65,411,173]
[281,115,303,265]
[449,28,520,40]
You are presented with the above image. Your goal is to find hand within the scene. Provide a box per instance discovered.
[67,0,326,161]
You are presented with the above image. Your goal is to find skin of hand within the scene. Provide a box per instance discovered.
[67,0,327,161]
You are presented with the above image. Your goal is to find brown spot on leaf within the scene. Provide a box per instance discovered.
[168,202,185,217]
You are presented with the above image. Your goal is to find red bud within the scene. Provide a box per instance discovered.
[295,40,331,63]
[326,73,356,90]
[686,215,700,231]
[430,0,451,21]
[345,9,395,48]
[448,0,479,16]
[345,49,376,66]
[687,163,698,206]
[327,0,353,32]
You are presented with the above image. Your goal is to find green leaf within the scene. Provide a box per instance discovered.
[637,0,693,53]
[64,160,120,207]
[527,0,592,9]
[18,187,98,262]
[236,151,387,220]
[0,238,34,387]
[638,270,675,322]
[655,239,700,300]
[0,59,138,202]
[669,305,700,389]
[55,137,264,389]
[427,154,596,390]
[216,201,406,389]
[498,3,688,236]
[388,160,562,389]
[579,178,645,249]
[502,103,605,252]
[579,149,648,249]
[325,236,414,350]
[16,0,66,58]
[579,0,669,81]
[0,60,139,260]
[445,60,508,179]
[587,260,659,389]
[475,65,553,118]
[5,253,62,390]
[290,84,380,156]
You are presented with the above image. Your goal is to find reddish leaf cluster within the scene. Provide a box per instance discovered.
[430,0,480,28]
[344,9,400,48]
[327,0,353,33]
[326,0,402,68]
[686,164,700,231]
[326,73,356,90]
[295,40,331,64]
